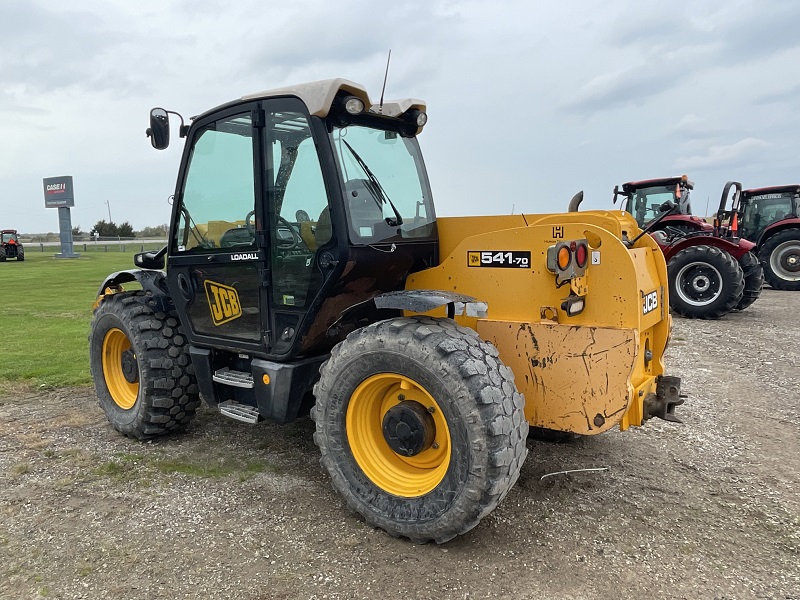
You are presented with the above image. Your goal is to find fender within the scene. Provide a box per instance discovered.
[755,218,800,248]
[667,235,755,261]
[94,269,173,312]
[374,290,488,318]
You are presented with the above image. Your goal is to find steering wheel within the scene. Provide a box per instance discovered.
[276,216,303,250]
[246,211,302,251]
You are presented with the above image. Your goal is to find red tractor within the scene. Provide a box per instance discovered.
[716,182,800,290]
[612,177,763,319]
[0,230,25,262]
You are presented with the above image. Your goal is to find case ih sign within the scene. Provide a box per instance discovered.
[43,176,75,208]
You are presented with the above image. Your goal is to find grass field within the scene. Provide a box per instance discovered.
[0,251,156,388]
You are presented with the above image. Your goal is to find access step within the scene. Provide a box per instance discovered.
[218,401,260,424]
[212,367,254,388]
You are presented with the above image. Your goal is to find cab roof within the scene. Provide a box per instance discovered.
[621,176,694,193]
[194,78,426,122]
[742,184,800,196]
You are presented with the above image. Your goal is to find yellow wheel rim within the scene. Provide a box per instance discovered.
[101,328,139,410]
[346,374,451,497]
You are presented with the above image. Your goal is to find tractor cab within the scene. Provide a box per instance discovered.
[614,176,714,240]
[738,185,800,243]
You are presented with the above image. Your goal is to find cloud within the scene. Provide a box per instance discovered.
[675,137,769,170]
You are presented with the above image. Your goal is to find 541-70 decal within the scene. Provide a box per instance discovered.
[468,251,531,268]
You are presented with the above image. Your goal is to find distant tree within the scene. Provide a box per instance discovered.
[72,225,83,236]
[117,221,135,238]
[90,219,117,237]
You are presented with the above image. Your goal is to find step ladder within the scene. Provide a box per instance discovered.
[212,367,254,388]
[218,401,260,424]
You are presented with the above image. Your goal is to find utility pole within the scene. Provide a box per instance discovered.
[105,200,113,223]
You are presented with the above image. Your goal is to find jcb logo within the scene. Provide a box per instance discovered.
[204,280,242,325]
[642,290,658,315]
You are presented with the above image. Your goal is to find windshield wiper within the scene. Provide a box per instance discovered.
[341,139,403,227]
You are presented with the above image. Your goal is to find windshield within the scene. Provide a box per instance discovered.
[332,125,435,244]
[741,192,795,239]
[624,185,682,226]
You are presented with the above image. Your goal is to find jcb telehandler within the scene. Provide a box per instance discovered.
[89,79,683,543]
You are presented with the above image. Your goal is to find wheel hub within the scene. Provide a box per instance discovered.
[120,349,139,384]
[691,274,711,292]
[382,401,436,457]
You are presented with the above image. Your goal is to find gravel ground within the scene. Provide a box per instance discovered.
[1,289,798,600]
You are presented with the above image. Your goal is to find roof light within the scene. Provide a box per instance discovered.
[344,97,365,115]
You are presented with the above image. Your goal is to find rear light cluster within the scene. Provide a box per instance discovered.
[549,239,590,279]
[546,238,591,318]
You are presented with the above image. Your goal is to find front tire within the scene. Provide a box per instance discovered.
[668,245,744,319]
[760,228,800,290]
[312,316,528,543]
[89,291,200,439]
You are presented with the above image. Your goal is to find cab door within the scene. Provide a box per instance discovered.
[166,105,270,353]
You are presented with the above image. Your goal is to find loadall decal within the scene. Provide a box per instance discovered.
[204,280,242,325]
[468,251,531,268]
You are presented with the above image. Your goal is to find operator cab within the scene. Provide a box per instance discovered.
[614,176,694,227]
[739,185,800,242]
[146,79,438,365]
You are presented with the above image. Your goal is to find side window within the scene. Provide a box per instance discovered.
[174,113,255,253]
[268,112,331,308]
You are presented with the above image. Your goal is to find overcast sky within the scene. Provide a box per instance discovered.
[2,0,799,234]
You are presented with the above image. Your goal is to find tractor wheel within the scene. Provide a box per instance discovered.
[16,248,24,261]
[735,251,764,310]
[312,316,528,543]
[759,228,800,290]
[0,247,6,262]
[668,245,744,319]
[89,291,200,439]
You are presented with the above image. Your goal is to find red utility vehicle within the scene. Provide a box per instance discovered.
[612,177,762,319]
[0,230,25,262]
[716,182,800,290]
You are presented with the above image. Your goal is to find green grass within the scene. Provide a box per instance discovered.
[0,251,154,388]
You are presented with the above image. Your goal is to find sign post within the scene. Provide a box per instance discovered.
[42,175,80,258]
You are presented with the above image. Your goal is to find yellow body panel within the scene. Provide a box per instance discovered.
[406,210,671,433]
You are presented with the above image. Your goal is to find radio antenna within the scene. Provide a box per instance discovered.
[379,49,392,113]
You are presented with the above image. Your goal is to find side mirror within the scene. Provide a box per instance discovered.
[659,200,677,212]
[146,108,170,150]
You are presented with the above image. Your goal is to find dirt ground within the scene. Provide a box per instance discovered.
[1,289,798,600]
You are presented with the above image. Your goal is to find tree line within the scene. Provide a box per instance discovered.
[72,221,168,239]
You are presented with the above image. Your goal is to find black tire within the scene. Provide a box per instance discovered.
[668,245,744,319]
[0,247,6,262]
[89,291,200,439]
[735,251,764,310]
[16,248,24,261]
[759,228,800,291]
[312,316,528,543]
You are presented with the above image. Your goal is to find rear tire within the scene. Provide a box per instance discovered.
[312,316,528,543]
[759,229,800,291]
[735,251,764,310]
[668,245,744,319]
[89,291,200,439]
[16,248,24,261]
